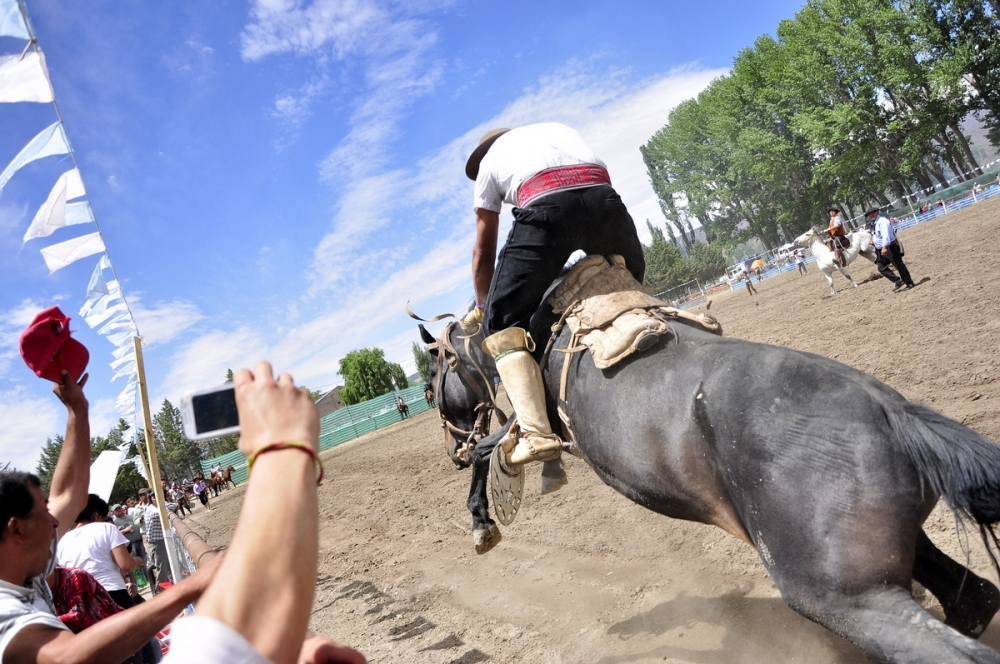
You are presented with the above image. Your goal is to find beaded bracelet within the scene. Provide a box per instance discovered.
[247,441,324,485]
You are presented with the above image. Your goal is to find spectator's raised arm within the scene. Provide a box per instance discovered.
[175,361,364,664]
[47,370,90,540]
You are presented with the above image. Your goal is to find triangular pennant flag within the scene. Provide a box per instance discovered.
[130,457,146,480]
[111,362,136,381]
[80,291,121,321]
[39,231,105,273]
[86,254,110,299]
[0,50,52,103]
[84,299,126,328]
[0,122,70,195]
[111,343,133,360]
[107,330,133,346]
[64,201,95,226]
[97,312,129,335]
[23,170,86,241]
[0,0,30,39]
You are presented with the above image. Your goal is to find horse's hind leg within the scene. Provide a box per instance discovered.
[836,264,858,288]
[780,581,1000,663]
[914,528,1000,637]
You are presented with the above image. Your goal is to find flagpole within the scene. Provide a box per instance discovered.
[133,336,183,587]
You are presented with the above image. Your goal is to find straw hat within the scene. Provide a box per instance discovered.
[465,128,510,180]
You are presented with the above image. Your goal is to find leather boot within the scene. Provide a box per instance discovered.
[483,328,562,465]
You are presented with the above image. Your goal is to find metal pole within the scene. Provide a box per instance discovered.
[133,336,183,587]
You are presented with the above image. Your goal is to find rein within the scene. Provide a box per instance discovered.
[408,303,508,464]
[430,323,509,463]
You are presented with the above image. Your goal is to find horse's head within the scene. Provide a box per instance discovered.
[793,228,818,246]
[420,322,506,470]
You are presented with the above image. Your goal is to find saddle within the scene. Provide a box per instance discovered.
[549,255,721,370]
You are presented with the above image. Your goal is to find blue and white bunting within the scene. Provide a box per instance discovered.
[0,50,52,103]
[0,0,30,39]
[0,122,69,195]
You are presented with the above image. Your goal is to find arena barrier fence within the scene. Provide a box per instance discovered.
[200,384,433,481]
[655,279,706,310]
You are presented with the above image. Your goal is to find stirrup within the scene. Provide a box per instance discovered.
[490,444,524,526]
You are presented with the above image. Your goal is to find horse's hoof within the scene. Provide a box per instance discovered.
[540,473,568,495]
[540,459,568,495]
[473,525,502,555]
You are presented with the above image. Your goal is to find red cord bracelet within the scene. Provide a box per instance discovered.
[247,441,324,485]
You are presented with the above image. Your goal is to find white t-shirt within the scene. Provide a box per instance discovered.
[473,122,606,213]
[0,578,68,661]
[163,616,273,663]
[57,522,130,592]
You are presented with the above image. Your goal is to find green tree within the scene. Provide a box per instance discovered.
[412,341,433,384]
[35,435,64,492]
[338,348,409,405]
[154,399,202,481]
[686,241,730,284]
[643,221,690,293]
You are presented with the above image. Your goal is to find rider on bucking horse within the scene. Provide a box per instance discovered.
[824,206,850,264]
[460,122,645,468]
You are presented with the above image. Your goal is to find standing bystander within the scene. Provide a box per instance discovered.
[112,502,144,562]
[867,207,916,292]
[143,493,172,592]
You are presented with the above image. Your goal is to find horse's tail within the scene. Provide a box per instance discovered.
[888,401,1000,527]
[888,400,1000,576]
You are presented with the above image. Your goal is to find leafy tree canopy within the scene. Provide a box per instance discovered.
[412,341,433,384]
[339,347,409,406]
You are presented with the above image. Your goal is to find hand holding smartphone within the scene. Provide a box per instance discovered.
[180,384,240,440]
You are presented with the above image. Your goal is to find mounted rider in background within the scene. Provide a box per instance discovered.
[461,122,644,467]
[825,206,850,265]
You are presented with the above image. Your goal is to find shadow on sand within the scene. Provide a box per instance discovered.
[596,588,872,664]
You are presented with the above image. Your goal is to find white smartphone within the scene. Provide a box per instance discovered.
[180,384,240,440]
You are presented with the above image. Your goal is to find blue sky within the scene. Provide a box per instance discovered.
[0,0,804,471]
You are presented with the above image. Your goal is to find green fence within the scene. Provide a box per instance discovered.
[200,384,433,484]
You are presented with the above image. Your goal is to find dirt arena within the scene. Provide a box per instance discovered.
[185,196,1000,663]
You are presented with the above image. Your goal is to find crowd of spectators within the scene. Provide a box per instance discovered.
[1,364,366,663]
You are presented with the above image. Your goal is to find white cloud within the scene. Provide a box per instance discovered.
[0,298,53,379]
[0,387,61,472]
[128,296,204,347]
[158,326,270,404]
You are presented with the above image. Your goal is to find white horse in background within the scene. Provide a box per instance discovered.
[794,228,878,296]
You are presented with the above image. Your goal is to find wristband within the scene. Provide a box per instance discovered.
[475,301,484,310]
[247,441,324,485]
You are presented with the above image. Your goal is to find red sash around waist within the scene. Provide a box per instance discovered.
[517,164,611,208]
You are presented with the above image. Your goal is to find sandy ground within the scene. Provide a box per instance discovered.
[183,196,1000,663]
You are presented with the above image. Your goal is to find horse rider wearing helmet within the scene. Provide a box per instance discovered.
[825,206,850,265]
[461,122,645,467]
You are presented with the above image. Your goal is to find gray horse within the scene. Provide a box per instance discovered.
[420,295,1000,664]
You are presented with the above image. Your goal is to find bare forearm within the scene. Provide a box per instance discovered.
[29,582,199,664]
[48,407,90,535]
[195,452,318,664]
[472,251,495,305]
[472,209,499,305]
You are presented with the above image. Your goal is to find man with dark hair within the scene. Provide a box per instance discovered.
[0,370,220,663]
[462,122,644,467]
[867,207,916,292]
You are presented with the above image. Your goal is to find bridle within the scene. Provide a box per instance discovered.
[428,321,507,466]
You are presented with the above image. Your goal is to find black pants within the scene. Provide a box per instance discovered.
[483,185,645,335]
[876,242,912,286]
